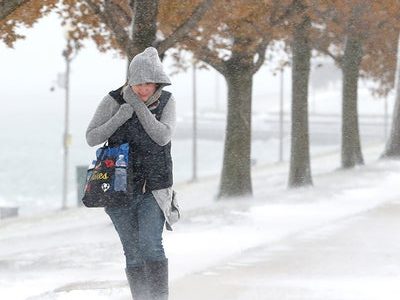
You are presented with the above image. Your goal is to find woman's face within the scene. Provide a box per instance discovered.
[131,83,157,102]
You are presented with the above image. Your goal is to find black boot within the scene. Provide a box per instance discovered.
[146,259,169,300]
[126,265,150,300]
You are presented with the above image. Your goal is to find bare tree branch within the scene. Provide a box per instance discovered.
[0,0,31,21]
[239,19,271,74]
[84,0,130,52]
[313,39,342,66]
[270,0,297,26]
[109,0,132,26]
[183,36,227,75]
[251,40,270,74]
[156,0,214,55]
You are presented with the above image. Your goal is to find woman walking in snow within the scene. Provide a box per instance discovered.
[86,47,179,300]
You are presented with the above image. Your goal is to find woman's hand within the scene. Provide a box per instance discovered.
[122,85,134,98]
[117,103,134,119]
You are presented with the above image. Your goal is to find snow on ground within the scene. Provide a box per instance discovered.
[171,201,400,300]
[1,143,400,299]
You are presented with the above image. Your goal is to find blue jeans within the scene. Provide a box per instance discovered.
[105,191,166,268]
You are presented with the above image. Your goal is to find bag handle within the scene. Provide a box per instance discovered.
[98,141,109,161]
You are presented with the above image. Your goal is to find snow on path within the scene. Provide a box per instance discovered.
[171,201,400,300]
[1,144,400,299]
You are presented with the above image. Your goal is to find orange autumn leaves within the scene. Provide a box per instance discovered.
[0,0,58,47]
[1,0,400,94]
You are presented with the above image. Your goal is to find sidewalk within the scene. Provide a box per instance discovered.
[2,144,400,299]
[171,200,400,300]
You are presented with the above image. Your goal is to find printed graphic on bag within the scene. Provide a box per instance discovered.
[91,171,110,181]
[84,160,115,194]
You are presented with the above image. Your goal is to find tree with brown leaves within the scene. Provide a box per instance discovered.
[175,0,298,197]
[382,33,400,158]
[0,0,58,46]
[59,0,214,60]
[1,0,214,60]
[313,0,400,168]
[287,0,313,187]
[0,0,31,21]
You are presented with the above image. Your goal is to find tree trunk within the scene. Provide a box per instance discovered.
[341,34,364,168]
[288,13,313,188]
[382,33,400,158]
[217,63,253,199]
[0,0,30,21]
[127,0,159,60]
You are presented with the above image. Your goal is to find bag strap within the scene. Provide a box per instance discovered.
[98,142,109,161]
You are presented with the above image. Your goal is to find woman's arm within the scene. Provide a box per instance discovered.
[86,94,133,146]
[123,88,176,146]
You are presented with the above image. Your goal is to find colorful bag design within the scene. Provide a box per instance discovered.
[82,143,130,207]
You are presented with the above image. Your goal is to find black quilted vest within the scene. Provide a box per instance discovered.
[108,87,173,193]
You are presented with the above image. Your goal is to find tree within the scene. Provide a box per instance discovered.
[1,0,214,59]
[313,0,399,168]
[341,6,365,168]
[0,0,31,21]
[60,0,214,59]
[382,33,400,158]
[176,0,295,198]
[285,0,398,183]
[316,2,367,168]
[0,0,58,46]
[288,0,313,187]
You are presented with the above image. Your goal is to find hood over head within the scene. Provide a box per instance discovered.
[127,47,171,87]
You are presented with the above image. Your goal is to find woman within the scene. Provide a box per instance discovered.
[86,47,179,300]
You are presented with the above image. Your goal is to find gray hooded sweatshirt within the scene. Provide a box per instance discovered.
[86,47,179,230]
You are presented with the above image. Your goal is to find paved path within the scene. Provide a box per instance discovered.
[171,201,400,300]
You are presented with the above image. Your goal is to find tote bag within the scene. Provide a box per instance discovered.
[82,143,130,207]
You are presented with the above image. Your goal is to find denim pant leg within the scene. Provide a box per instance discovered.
[105,202,144,268]
[105,192,166,268]
[137,192,166,262]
